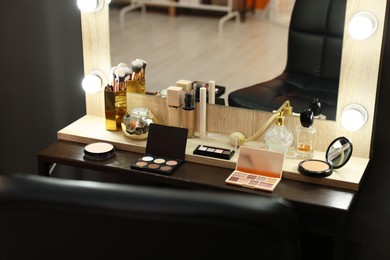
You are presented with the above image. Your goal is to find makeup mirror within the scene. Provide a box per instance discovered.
[108,1,340,121]
[80,0,387,159]
[108,4,293,110]
[326,136,353,169]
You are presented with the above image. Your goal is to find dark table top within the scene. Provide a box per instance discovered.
[38,140,356,217]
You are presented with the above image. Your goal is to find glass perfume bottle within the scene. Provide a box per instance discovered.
[296,108,316,158]
[265,114,294,154]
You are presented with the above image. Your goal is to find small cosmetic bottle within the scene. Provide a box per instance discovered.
[181,88,196,138]
[208,80,216,105]
[296,108,316,159]
[199,86,207,139]
[167,86,182,127]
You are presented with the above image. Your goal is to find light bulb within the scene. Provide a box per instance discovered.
[341,104,368,131]
[82,74,102,93]
[349,11,377,40]
[77,0,103,13]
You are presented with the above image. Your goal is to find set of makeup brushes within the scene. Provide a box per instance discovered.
[105,58,147,92]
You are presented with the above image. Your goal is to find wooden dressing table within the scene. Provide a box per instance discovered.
[37,115,368,260]
[37,140,355,260]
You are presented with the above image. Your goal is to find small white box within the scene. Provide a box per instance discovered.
[167,86,182,107]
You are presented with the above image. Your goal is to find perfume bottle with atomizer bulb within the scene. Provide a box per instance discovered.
[295,108,316,159]
[265,113,294,154]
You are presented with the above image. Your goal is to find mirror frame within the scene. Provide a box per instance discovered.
[79,0,387,159]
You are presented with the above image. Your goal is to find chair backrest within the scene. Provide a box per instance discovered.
[0,174,301,260]
[228,0,346,119]
[286,0,346,81]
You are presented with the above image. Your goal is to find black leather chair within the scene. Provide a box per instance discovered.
[228,0,346,120]
[0,174,300,260]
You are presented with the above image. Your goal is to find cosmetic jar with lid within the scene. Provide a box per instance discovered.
[298,136,353,177]
[121,107,157,140]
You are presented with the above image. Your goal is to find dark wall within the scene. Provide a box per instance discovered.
[345,6,390,259]
[0,1,85,173]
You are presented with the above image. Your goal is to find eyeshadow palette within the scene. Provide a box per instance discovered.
[226,171,280,192]
[225,146,284,192]
[84,142,115,161]
[130,123,188,175]
[131,155,183,174]
[193,144,235,160]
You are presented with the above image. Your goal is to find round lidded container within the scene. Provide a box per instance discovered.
[121,108,157,140]
[298,136,353,177]
[84,142,115,161]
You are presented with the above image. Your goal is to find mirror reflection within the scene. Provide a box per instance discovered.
[326,137,353,168]
[109,0,342,121]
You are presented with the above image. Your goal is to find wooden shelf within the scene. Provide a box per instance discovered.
[58,115,369,191]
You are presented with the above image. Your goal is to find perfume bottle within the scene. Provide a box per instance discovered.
[296,108,316,158]
[265,114,294,154]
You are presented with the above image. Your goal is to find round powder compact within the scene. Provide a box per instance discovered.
[84,142,115,161]
[298,159,333,177]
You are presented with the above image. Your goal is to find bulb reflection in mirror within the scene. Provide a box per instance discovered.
[77,0,104,13]
[349,11,377,40]
[82,73,103,93]
[341,104,368,131]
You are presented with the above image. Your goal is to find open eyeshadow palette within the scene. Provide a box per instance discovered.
[130,123,188,175]
[225,146,285,192]
[193,144,235,160]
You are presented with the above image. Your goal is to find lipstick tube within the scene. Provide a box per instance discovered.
[167,86,182,127]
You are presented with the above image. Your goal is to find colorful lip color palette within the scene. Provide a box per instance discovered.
[225,146,285,192]
[193,144,235,160]
[130,123,188,175]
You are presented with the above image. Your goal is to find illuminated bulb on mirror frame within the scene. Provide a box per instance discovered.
[77,0,106,13]
[349,11,377,40]
[341,104,368,131]
[82,70,106,93]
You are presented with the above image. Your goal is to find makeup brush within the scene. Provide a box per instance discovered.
[117,62,129,68]
[111,65,118,89]
[131,59,144,80]
[122,66,132,81]
[137,59,147,79]
[115,67,126,91]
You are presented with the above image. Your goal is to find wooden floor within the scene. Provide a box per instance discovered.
[109,6,289,97]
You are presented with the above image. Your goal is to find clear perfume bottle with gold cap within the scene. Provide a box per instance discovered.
[265,112,294,154]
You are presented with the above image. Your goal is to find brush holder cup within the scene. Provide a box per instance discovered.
[126,79,146,94]
[104,90,127,131]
